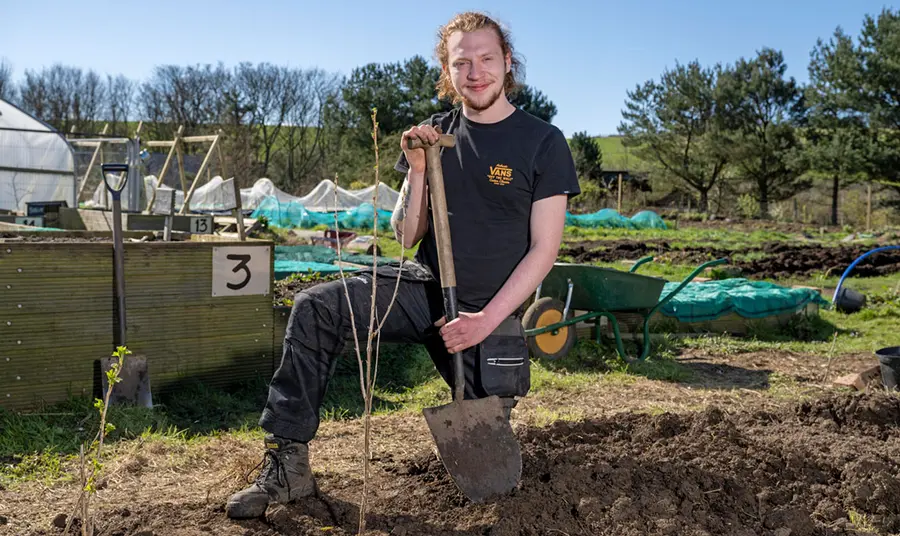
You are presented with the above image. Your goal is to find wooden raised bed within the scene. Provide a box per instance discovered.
[0,231,274,411]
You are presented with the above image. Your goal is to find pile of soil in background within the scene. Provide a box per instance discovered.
[40,391,900,536]
[561,241,900,279]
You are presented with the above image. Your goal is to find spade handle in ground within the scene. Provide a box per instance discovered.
[421,139,465,402]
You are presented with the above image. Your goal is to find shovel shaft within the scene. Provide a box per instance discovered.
[424,144,464,402]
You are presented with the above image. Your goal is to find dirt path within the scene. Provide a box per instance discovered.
[3,350,891,536]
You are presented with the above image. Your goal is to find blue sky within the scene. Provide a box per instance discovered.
[1,0,892,137]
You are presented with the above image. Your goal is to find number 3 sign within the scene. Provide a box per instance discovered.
[212,246,271,297]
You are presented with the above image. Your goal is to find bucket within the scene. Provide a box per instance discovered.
[834,286,867,313]
[876,347,900,390]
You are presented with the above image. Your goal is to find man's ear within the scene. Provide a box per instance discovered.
[505,52,511,73]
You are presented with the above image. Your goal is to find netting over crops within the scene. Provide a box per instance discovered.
[658,278,830,322]
[252,197,394,231]
[565,209,668,230]
[253,195,668,232]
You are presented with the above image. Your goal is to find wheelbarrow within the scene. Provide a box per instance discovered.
[522,257,728,362]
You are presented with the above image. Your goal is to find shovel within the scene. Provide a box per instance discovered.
[408,132,522,503]
[99,161,152,408]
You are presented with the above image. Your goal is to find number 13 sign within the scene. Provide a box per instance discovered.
[212,246,271,297]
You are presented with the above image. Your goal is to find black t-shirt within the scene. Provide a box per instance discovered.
[395,107,580,312]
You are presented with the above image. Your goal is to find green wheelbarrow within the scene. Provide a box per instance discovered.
[522,256,728,362]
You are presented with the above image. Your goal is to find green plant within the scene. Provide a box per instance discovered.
[66,345,131,536]
[737,193,760,219]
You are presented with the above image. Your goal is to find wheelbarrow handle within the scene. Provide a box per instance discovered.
[631,257,729,362]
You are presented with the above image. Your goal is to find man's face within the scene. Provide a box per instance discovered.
[445,28,511,111]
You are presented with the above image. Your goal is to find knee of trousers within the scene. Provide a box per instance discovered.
[284,278,357,345]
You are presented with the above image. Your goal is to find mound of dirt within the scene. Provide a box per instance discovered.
[32,392,900,536]
[561,241,900,279]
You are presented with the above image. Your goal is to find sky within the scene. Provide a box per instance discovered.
[1,0,894,137]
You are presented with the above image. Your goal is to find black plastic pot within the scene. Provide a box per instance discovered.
[876,346,900,391]
[834,286,867,314]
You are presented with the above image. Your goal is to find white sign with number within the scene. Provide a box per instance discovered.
[15,216,43,227]
[212,246,270,297]
[191,216,214,234]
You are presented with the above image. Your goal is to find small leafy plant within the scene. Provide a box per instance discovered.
[65,345,131,536]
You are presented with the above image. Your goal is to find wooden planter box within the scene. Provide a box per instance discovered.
[0,232,274,411]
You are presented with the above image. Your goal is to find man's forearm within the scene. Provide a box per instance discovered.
[481,244,558,327]
[390,170,429,248]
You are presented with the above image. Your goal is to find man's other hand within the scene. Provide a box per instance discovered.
[434,311,497,354]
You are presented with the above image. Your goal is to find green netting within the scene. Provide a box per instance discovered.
[565,208,668,230]
[629,210,668,230]
[252,197,392,231]
[273,245,395,279]
[567,208,634,229]
[342,253,395,266]
[253,194,667,232]
[274,245,337,264]
[274,260,354,279]
[337,203,393,232]
[658,278,830,323]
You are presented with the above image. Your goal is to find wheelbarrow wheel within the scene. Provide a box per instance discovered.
[523,297,576,361]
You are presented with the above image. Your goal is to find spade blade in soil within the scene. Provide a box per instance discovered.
[101,354,153,408]
[423,395,521,503]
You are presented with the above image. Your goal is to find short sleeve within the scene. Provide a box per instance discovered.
[532,127,581,202]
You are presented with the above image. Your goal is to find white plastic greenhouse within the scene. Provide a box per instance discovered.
[0,98,76,213]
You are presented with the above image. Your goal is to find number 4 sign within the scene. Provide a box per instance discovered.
[212,246,271,297]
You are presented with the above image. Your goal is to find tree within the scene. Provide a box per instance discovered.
[106,74,135,136]
[278,68,340,191]
[332,56,451,148]
[617,60,730,212]
[803,29,871,225]
[568,131,603,182]
[510,84,557,123]
[718,48,810,217]
[855,8,900,199]
[235,62,292,176]
[0,59,15,102]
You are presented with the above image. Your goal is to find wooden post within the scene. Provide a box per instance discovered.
[164,193,175,242]
[76,123,110,201]
[179,134,220,214]
[617,172,623,212]
[233,178,245,241]
[176,142,186,196]
[867,183,873,231]
[145,125,184,213]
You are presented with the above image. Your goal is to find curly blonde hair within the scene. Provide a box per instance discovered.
[435,11,524,104]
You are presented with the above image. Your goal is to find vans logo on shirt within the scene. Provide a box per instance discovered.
[488,164,513,186]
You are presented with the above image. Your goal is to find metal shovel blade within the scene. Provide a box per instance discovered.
[101,354,153,408]
[423,394,522,503]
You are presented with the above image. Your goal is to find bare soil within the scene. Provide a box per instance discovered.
[561,241,900,279]
[4,347,896,536]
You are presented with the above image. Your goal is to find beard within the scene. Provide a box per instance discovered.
[460,82,503,112]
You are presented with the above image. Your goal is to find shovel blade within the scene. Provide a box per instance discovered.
[423,395,522,503]
[101,354,153,408]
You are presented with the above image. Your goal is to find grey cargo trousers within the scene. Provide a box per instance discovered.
[259,261,531,443]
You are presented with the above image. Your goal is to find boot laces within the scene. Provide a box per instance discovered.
[246,446,291,496]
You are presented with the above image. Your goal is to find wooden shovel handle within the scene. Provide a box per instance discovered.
[407,134,456,151]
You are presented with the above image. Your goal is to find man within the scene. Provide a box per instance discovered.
[226,10,579,519]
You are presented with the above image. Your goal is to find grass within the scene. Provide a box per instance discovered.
[4,219,899,490]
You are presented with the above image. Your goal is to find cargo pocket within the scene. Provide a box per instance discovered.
[477,316,530,398]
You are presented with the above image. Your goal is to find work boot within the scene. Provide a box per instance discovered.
[225,435,317,519]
